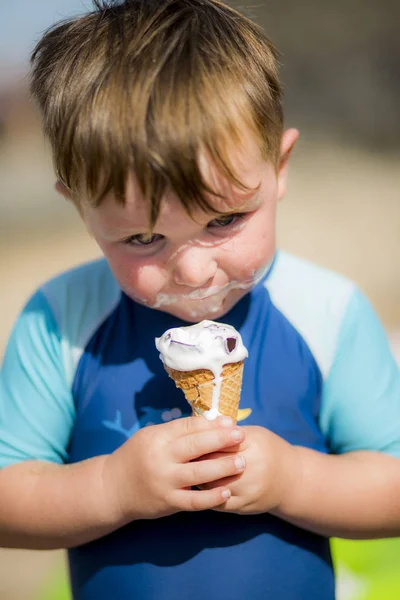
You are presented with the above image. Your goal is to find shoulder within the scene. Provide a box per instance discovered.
[40,258,121,327]
[41,257,119,302]
[0,260,122,467]
[38,258,121,385]
[265,251,356,378]
[266,252,400,457]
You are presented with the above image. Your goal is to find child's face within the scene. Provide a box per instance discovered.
[81,129,298,322]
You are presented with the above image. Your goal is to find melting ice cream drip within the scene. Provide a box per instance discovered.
[155,320,248,419]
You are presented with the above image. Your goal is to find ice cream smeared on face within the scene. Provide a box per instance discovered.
[156,320,248,420]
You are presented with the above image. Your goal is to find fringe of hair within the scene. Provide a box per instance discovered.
[30,0,283,226]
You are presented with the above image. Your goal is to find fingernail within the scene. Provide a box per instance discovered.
[221,489,231,500]
[219,416,233,427]
[234,456,245,470]
[231,428,242,441]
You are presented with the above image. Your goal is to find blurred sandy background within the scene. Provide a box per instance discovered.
[0,1,399,598]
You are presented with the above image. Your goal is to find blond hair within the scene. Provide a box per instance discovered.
[30,0,283,226]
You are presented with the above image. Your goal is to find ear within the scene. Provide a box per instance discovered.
[55,180,72,200]
[277,128,299,201]
[55,180,85,218]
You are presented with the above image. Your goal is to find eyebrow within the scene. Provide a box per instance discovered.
[209,187,261,214]
[102,187,262,239]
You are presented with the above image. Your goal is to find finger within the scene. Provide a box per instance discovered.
[164,415,237,440]
[191,451,226,462]
[174,486,232,511]
[213,496,244,513]
[171,425,245,462]
[176,455,245,487]
[208,438,249,453]
[195,442,247,460]
[199,472,243,490]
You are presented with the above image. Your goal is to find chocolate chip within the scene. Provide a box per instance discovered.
[226,337,237,353]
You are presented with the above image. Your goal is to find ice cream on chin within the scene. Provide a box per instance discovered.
[155,320,248,422]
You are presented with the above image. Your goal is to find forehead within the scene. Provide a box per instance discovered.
[86,133,270,230]
[199,133,265,200]
[108,177,260,230]
[139,133,266,213]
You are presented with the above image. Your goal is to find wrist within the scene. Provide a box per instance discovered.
[98,454,133,529]
[271,440,304,517]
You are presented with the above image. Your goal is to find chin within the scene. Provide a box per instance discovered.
[167,309,227,324]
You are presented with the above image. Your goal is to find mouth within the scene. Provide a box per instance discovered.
[183,286,228,301]
[153,279,256,309]
[153,287,227,307]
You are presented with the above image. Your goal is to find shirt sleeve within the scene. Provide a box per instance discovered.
[0,290,75,467]
[320,288,400,457]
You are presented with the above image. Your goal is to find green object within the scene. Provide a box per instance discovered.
[36,565,70,600]
[332,538,400,599]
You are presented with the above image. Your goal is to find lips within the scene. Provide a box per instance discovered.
[154,279,254,307]
[184,286,227,300]
[152,263,271,312]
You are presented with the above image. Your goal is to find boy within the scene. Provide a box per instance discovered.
[1,1,399,599]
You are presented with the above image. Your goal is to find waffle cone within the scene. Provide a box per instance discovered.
[165,361,244,423]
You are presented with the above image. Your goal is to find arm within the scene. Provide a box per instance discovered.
[204,290,400,538]
[0,456,113,549]
[276,445,400,539]
[0,292,245,549]
[0,417,245,549]
[284,288,400,538]
[201,426,400,538]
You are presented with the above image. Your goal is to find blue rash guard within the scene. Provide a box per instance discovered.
[1,250,399,600]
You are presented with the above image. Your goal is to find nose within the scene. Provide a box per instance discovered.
[172,246,218,288]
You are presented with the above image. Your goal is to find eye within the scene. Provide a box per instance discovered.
[207,213,244,228]
[124,233,164,246]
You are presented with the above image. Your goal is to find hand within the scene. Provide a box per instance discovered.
[101,416,246,524]
[200,426,298,515]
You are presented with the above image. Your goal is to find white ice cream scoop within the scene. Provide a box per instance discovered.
[156,320,248,420]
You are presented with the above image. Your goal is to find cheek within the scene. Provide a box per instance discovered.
[102,248,167,301]
[130,264,167,299]
[228,218,276,278]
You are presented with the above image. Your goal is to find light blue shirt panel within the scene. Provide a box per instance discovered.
[266,251,355,380]
[0,259,121,467]
[0,291,74,466]
[320,289,400,457]
[267,251,400,457]
[40,259,121,390]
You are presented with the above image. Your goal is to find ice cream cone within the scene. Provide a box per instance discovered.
[165,360,244,423]
[156,320,248,422]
